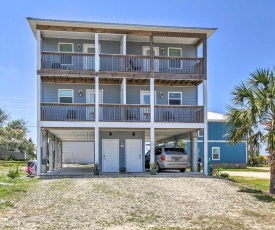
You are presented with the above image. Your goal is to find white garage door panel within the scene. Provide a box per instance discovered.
[63,142,94,164]
[126,139,142,172]
[102,139,119,172]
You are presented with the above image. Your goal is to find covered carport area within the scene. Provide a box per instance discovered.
[38,128,95,175]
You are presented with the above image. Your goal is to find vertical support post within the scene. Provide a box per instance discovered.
[41,129,47,173]
[37,30,41,123]
[191,131,198,172]
[58,142,62,169]
[122,78,126,104]
[203,79,208,175]
[203,37,207,78]
[150,78,154,123]
[150,35,154,75]
[54,137,59,170]
[150,128,155,166]
[94,127,99,167]
[49,138,54,171]
[95,76,99,122]
[121,34,126,54]
[95,33,99,72]
[36,128,41,175]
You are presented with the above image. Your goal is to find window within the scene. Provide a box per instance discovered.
[59,43,73,65]
[59,89,73,103]
[212,147,220,160]
[168,92,182,105]
[168,48,182,68]
[198,129,203,137]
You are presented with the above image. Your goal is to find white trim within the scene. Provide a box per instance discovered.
[212,147,220,160]
[58,43,74,65]
[125,139,142,172]
[86,89,103,103]
[102,139,119,172]
[168,92,182,105]
[58,89,74,103]
[83,43,101,53]
[142,46,159,56]
[198,129,203,137]
[168,47,182,69]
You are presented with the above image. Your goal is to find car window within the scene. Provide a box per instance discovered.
[155,148,162,155]
[145,150,150,156]
[164,148,186,154]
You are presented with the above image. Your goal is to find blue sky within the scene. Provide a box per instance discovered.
[0,0,275,145]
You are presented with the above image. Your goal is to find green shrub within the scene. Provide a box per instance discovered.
[220,172,230,178]
[5,155,14,161]
[7,163,20,179]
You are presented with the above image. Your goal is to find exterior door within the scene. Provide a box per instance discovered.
[102,139,119,172]
[142,47,159,72]
[86,89,103,120]
[126,139,142,172]
[83,44,95,70]
[140,91,156,121]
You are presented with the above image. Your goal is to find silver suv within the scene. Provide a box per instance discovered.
[145,146,190,172]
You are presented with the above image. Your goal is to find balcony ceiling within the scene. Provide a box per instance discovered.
[41,30,200,45]
[46,128,193,142]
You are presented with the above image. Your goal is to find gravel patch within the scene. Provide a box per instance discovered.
[0,173,274,229]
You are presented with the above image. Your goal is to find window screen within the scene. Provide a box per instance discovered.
[168,92,181,105]
[59,89,73,103]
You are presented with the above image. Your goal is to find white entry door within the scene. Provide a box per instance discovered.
[126,139,142,172]
[102,139,119,172]
[83,44,95,70]
[86,89,103,120]
[142,47,159,72]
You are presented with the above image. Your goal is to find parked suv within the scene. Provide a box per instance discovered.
[145,146,190,172]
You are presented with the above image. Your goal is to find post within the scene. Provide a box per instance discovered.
[150,78,154,123]
[203,80,208,175]
[54,137,59,169]
[95,76,99,122]
[58,142,62,169]
[48,138,54,171]
[95,33,99,72]
[150,35,154,75]
[94,127,99,167]
[150,128,155,166]
[37,29,41,123]
[36,128,41,175]
[41,129,47,173]
[122,78,126,104]
[191,131,198,172]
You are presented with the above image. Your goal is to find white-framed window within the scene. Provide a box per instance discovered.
[58,43,74,65]
[212,147,220,160]
[59,89,74,103]
[168,47,182,69]
[198,129,203,137]
[168,92,182,105]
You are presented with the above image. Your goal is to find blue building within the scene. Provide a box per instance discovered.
[186,112,247,168]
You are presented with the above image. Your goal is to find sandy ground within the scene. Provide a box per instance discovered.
[224,171,270,179]
[0,173,275,230]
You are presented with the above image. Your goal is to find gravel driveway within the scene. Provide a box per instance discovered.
[0,173,275,230]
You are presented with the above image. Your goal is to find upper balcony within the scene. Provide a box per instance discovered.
[29,18,216,83]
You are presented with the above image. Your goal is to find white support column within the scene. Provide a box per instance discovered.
[36,30,41,123]
[191,131,198,172]
[122,78,126,104]
[41,129,47,173]
[36,128,41,175]
[94,127,99,166]
[58,142,62,169]
[121,34,126,54]
[203,80,208,175]
[150,128,155,165]
[54,137,58,170]
[150,78,154,123]
[95,76,99,122]
[48,138,54,171]
[95,33,99,72]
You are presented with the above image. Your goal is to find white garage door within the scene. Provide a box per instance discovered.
[63,142,94,164]
[126,139,142,172]
[102,139,119,172]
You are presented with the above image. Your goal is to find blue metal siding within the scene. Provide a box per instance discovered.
[99,131,145,172]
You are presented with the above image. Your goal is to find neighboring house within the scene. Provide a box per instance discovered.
[186,112,247,168]
[0,146,26,160]
[27,17,216,175]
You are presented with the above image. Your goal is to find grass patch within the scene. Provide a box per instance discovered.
[0,160,38,209]
[225,167,269,172]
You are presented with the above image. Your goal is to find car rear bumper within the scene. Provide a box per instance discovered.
[159,162,190,169]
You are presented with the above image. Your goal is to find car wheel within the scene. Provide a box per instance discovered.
[180,168,186,172]
[156,163,161,172]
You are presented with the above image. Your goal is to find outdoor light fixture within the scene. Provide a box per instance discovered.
[133,132,135,136]
[160,92,164,98]
[77,44,81,51]
[161,48,165,54]
[79,90,82,97]
[109,132,112,136]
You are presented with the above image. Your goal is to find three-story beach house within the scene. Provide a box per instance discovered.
[28,18,216,175]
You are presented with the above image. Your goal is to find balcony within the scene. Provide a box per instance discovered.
[40,103,204,123]
[40,52,204,76]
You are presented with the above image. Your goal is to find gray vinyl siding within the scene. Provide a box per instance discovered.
[127,86,197,105]
[42,83,120,103]
[127,42,197,57]
[42,38,196,57]
[42,38,120,54]
[99,131,145,172]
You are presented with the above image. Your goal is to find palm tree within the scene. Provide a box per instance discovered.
[226,68,275,194]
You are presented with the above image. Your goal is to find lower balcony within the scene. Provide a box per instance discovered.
[40,103,204,123]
